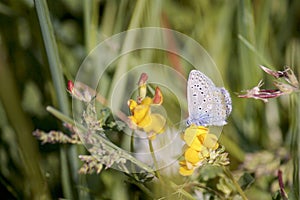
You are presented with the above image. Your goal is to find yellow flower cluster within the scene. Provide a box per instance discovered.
[179,124,219,176]
[127,73,166,140]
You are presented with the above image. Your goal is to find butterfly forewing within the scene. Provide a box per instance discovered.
[187,70,231,126]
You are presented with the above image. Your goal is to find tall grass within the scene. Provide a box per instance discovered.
[0,0,299,199]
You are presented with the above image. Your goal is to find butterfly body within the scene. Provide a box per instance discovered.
[187,70,232,127]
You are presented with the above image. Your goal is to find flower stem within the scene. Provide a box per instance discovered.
[126,179,154,199]
[290,93,299,199]
[223,167,248,200]
[148,139,163,181]
[129,130,138,178]
[278,170,288,200]
[130,130,135,153]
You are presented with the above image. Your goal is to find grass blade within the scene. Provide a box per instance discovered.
[34,0,76,198]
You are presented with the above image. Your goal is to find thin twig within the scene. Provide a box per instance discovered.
[278,170,288,200]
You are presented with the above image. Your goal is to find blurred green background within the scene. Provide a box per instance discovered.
[0,0,299,199]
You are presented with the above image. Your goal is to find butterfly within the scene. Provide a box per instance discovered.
[186,70,232,127]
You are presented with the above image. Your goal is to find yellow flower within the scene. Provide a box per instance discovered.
[143,113,166,137]
[179,124,220,176]
[128,99,138,113]
[128,97,152,128]
[179,160,194,176]
[128,85,166,140]
[183,125,208,151]
[184,147,202,164]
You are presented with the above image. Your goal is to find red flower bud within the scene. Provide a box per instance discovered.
[67,80,74,93]
[153,87,163,104]
[138,73,148,86]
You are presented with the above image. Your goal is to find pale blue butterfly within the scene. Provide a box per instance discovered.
[186,70,232,127]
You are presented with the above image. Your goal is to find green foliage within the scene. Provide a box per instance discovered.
[238,173,255,190]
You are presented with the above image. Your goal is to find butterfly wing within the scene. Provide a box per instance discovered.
[220,87,232,118]
[187,70,214,125]
[206,87,231,126]
[187,70,231,126]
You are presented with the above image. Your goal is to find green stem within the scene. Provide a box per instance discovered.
[83,0,91,51]
[129,130,138,179]
[168,181,196,200]
[175,189,196,200]
[189,182,225,200]
[130,130,135,154]
[126,179,154,199]
[34,1,70,115]
[34,0,75,199]
[148,138,163,181]
[223,167,248,200]
[84,0,99,52]
[290,94,299,199]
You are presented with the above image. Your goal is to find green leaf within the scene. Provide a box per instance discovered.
[199,165,223,181]
[272,190,283,200]
[238,173,255,190]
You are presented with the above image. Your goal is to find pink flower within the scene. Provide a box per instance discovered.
[238,66,299,102]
